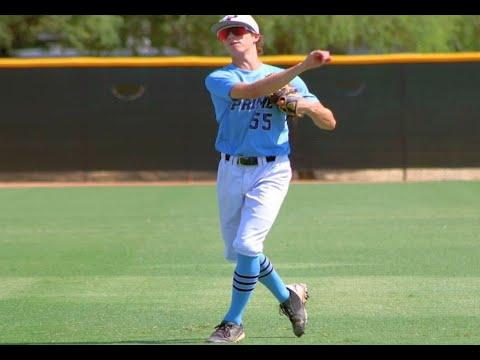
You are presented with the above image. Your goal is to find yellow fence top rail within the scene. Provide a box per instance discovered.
[1,53,480,68]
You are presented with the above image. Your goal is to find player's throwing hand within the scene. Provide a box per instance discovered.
[301,50,331,71]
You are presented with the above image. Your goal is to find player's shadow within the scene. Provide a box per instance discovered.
[11,339,205,345]
[153,336,294,344]
[17,336,294,345]
[114,339,208,344]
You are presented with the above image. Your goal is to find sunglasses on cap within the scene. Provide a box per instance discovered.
[217,27,251,41]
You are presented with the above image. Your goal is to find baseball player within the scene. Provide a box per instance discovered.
[204,15,336,343]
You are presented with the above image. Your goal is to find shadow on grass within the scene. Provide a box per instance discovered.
[11,339,205,345]
[13,336,295,345]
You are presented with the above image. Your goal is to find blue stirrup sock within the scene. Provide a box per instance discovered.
[223,254,260,325]
[258,253,290,303]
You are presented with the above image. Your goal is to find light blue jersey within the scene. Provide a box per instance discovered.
[205,63,318,157]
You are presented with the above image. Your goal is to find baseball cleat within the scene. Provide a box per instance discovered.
[279,283,309,337]
[206,321,246,343]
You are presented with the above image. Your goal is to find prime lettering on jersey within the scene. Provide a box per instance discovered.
[230,97,274,111]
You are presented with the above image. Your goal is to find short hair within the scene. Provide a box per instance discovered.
[255,34,264,55]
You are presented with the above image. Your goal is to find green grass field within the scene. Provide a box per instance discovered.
[0,181,479,344]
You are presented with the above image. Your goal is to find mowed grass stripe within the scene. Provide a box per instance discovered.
[1,275,478,315]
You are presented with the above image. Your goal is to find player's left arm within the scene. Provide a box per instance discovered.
[296,100,336,130]
[290,77,336,130]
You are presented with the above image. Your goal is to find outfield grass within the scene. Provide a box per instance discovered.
[0,181,479,344]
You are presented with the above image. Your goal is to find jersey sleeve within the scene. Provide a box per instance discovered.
[291,76,319,103]
[205,69,239,100]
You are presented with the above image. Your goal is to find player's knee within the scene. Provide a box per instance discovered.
[233,241,262,258]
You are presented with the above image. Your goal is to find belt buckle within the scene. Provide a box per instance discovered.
[238,156,257,166]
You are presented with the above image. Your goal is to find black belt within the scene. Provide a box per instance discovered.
[225,154,276,166]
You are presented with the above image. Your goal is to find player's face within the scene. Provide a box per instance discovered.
[217,26,259,54]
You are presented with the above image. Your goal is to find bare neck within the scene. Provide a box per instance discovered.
[232,50,262,71]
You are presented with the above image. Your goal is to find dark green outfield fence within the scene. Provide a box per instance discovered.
[0,55,478,177]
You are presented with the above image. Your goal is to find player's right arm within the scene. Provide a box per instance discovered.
[230,50,331,100]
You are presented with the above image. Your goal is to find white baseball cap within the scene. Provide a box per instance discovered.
[210,15,260,35]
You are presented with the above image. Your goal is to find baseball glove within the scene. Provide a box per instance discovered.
[267,84,302,117]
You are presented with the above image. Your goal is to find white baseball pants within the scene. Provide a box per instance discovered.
[216,153,292,262]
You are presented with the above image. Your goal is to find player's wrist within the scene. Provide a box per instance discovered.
[295,61,310,74]
[295,99,310,117]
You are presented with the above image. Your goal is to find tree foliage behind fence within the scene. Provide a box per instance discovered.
[1,15,480,56]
